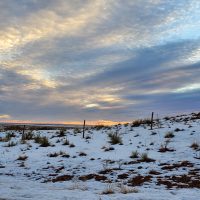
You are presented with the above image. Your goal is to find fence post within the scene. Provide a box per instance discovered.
[22,125,25,135]
[150,112,154,130]
[83,120,86,138]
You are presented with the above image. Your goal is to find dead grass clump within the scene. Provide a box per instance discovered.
[190,142,199,150]
[101,184,114,195]
[108,132,123,145]
[165,131,174,138]
[34,135,50,147]
[130,150,139,159]
[62,138,70,145]
[119,184,138,194]
[17,155,28,161]
[4,141,17,147]
[57,129,66,137]
[79,152,87,156]
[69,143,75,148]
[140,152,155,162]
[21,132,34,141]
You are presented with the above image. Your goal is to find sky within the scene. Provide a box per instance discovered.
[0,0,200,124]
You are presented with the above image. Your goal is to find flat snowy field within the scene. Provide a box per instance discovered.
[0,113,200,200]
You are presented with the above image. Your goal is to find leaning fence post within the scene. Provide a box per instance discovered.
[83,120,86,138]
[150,112,154,130]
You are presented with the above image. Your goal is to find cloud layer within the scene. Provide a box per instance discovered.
[0,0,200,123]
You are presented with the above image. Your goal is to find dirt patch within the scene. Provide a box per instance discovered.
[99,169,113,174]
[117,173,129,179]
[51,174,74,182]
[157,174,200,189]
[128,175,152,186]
[79,174,107,182]
[149,170,161,175]
[161,161,193,170]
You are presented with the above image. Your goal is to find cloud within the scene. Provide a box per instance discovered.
[0,0,200,122]
[0,114,10,119]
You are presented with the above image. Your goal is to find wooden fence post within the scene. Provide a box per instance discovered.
[150,112,154,130]
[83,120,86,138]
[22,125,25,135]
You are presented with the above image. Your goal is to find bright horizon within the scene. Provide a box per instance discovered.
[0,1,200,123]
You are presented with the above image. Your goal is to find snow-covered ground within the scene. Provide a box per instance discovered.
[0,113,200,200]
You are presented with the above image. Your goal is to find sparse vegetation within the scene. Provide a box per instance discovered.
[1,112,200,196]
[34,135,50,147]
[21,132,34,141]
[62,138,70,145]
[119,184,138,194]
[159,139,174,152]
[48,151,69,158]
[165,131,174,138]
[33,134,51,147]
[79,152,87,156]
[130,150,139,159]
[190,142,199,150]
[141,152,148,161]
[4,141,17,147]
[140,152,155,162]
[74,128,81,134]
[69,143,75,148]
[104,146,115,151]
[34,134,42,143]
[40,137,50,147]
[108,132,123,145]
[57,129,66,137]
[132,119,151,127]
[0,132,15,142]
[17,155,28,161]
[101,184,114,194]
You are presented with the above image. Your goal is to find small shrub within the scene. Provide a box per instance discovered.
[119,184,138,194]
[79,152,87,156]
[74,128,81,134]
[164,131,174,138]
[4,141,17,147]
[132,119,143,127]
[130,150,139,159]
[34,134,42,143]
[21,132,34,141]
[140,152,155,162]
[62,138,70,145]
[38,136,50,147]
[141,152,148,161]
[69,143,75,148]
[104,146,115,152]
[132,119,151,127]
[57,129,66,137]
[108,132,123,145]
[48,152,59,157]
[174,128,182,132]
[101,184,114,194]
[93,125,105,130]
[190,142,199,150]
[159,140,174,153]
[85,135,91,140]
[17,155,28,161]
[48,151,69,157]
[1,132,15,142]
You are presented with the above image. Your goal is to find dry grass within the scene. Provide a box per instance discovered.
[101,184,114,195]
[119,184,138,194]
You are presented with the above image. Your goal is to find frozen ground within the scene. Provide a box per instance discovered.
[0,113,200,200]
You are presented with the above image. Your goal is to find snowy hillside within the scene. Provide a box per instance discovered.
[0,113,200,200]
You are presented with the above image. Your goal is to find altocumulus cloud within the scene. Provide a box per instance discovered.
[0,0,200,123]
